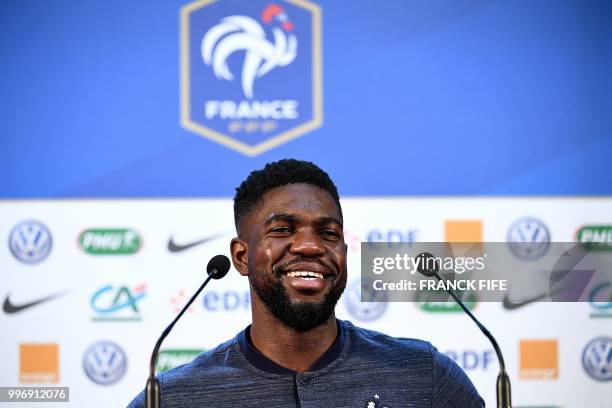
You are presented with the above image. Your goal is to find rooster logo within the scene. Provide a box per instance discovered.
[201,4,297,99]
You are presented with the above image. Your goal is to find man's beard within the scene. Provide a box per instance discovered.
[249,263,346,332]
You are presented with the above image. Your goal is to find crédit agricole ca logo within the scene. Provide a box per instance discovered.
[180,0,322,156]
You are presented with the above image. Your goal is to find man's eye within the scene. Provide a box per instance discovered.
[320,230,340,238]
[270,226,292,233]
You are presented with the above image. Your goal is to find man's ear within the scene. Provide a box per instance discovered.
[230,237,249,276]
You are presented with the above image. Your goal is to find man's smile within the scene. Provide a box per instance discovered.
[276,260,336,293]
[276,260,335,277]
[283,272,329,292]
[285,271,324,279]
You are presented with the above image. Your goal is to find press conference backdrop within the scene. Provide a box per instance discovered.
[1,0,611,407]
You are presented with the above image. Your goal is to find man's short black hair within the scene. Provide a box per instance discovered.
[233,159,342,232]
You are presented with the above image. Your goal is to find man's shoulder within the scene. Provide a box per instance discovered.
[341,320,434,363]
[340,320,484,407]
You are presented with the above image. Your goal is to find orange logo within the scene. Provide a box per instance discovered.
[445,220,483,242]
[19,343,59,383]
[519,339,558,380]
[444,220,483,256]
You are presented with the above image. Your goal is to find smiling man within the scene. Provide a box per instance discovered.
[128,159,483,407]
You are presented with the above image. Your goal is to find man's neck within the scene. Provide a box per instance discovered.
[249,304,338,373]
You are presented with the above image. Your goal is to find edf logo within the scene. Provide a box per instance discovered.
[203,290,250,311]
[180,0,322,156]
[445,350,494,371]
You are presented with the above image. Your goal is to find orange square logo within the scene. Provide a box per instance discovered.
[519,339,558,380]
[445,220,483,242]
[444,220,483,256]
[19,343,59,383]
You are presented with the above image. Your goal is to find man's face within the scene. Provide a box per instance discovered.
[238,183,347,331]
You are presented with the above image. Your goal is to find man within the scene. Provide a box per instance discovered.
[129,159,484,407]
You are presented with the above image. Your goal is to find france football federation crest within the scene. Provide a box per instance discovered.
[180,0,322,156]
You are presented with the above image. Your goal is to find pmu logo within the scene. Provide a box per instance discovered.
[577,225,612,251]
[416,289,477,313]
[79,228,142,255]
[180,0,322,156]
[90,284,147,321]
[157,349,204,373]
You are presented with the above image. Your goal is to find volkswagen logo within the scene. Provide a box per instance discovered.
[83,341,127,385]
[9,220,53,264]
[343,279,387,322]
[507,217,550,261]
[582,337,612,381]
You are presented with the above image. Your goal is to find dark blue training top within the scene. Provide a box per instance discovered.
[128,320,484,407]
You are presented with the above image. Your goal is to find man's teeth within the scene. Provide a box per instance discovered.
[286,271,324,279]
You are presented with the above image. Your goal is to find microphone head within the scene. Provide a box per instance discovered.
[416,252,439,277]
[207,255,231,280]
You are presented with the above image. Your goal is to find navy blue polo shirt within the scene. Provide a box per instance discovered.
[128,320,484,407]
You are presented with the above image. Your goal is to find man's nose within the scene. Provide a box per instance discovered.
[289,229,325,256]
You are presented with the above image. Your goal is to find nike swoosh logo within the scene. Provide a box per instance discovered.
[3,292,68,314]
[502,293,551,310]
[502,286,569,310]
[167,232,226,253]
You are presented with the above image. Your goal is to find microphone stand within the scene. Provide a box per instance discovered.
[145,255,230,408]
[432,273,512,408]
[416,252,511,408]
[146,274,214,408]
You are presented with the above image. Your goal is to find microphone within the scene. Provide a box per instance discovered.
[416,252,512,408]
[145,255,231,408]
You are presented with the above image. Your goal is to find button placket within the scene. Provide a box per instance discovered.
[295,373,317,406]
